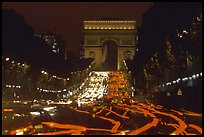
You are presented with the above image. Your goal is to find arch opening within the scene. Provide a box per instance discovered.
[102,40,118,71]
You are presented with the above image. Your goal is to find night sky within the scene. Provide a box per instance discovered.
[2,2,153,56]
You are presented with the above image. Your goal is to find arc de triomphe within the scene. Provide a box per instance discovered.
[83,19,137,71]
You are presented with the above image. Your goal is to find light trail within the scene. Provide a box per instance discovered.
[170,109,183,116]
[122,110,128,117]
[151,109,187,135]
[36,129,78,135]
[10,125,33,135]
[128,114,159,135]
[4,71,202,135]
[127,104,159,135]
[105,106,112,116]
[70,106,121,133]
[95,106,106,115]
[42,122,86,131]
[188,124,202,134]
[181,109,202,117]
[104,107,129,119]
[3,108,13,112]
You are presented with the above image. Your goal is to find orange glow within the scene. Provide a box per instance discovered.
[181,109,202,117]
[5,72,202,135]
[153,109,187,135]
[3,108,13,112]
[104,107,129,119]
[188,124,202,134]
[132,112,157,133]
[36,129,78,135]
[10,125,33,135]
[171,109,183,116]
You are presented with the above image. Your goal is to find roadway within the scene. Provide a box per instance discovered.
[2,71,202,135]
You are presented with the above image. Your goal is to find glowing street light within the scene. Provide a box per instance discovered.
[183,30,188,34]
[44,71,48,75]
[192,75,196,79]
[5,58,9,61]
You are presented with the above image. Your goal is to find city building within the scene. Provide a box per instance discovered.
[34,32,60,54]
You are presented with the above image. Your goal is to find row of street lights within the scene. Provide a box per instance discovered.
[37,60,94,99]
[3,56,95,100]
[3,56,31,100]
[157,72,202,88]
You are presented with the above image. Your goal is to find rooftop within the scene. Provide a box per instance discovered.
[84,19,136,30]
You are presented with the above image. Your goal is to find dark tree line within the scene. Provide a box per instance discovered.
[2,9,92,77]
[2,9,94,99]
[130,2,202,93]
[2,9,35,60]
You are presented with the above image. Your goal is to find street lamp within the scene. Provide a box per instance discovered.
[6,58,9,61]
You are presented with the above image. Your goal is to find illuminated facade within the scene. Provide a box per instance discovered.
[83,20,137,70]
[84,20,136,30]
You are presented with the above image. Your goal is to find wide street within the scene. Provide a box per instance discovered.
[3,2,202,136]
[2,71,202,135]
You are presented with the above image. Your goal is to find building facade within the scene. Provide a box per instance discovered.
[83,20,137,71]
[34,32,60,54]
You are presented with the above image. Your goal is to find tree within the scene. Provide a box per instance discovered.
[2,9,35,60]
[131,2,201,93]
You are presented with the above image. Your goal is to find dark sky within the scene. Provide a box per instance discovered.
[2,2,153,56]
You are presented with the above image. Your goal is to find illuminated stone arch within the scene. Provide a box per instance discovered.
[83,19,137,70]
[100,37,120,46]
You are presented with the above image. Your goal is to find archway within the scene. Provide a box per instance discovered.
[102,40,118,71]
